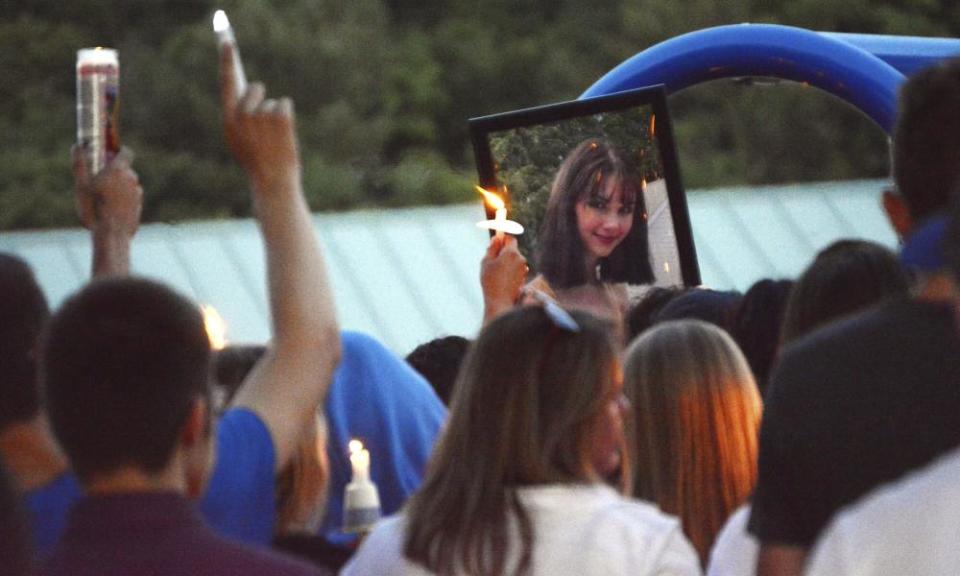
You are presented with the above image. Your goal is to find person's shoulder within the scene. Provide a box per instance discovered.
[808,448,960,575]
[562,486,688,547]
[341,515,418,576]
[831,446,960,536]
[707,505,757,576]
[581,489,701,575]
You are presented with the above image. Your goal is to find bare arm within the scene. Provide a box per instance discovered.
[72,146,143,277]
[218,44,341,472]
[480,235,527,326]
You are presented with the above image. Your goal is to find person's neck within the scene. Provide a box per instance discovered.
[0,416,69,490]
[583,255,600,283]
[85,461,187,496]
[914,271,957,303]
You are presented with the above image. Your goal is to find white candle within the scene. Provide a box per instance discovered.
[212,10,248,99]
[475,186,524,239]
[494,207,506,241]
[349,439,370,483]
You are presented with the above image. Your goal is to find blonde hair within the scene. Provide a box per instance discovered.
[275,414,329,535]
[624,320,761,566]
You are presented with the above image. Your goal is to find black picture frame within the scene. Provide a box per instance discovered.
[469,85,700,288]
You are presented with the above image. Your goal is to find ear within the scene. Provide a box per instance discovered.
[882,190,914,240]
[180,397,208,447]
[182,396,213,499]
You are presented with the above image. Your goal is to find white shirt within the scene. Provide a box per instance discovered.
[341,483,702,576]
[707,505,758,576]
[806,446,960,576]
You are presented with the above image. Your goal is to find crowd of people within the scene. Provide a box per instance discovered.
[2,36,960,576]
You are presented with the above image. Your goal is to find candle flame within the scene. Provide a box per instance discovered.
[213,9,230,32]
[475,186,505,210]
[349,439,364,455]
[649,114,656,138]
[201,304,228,350]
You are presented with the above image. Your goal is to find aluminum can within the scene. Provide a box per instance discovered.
[76,48,119,175]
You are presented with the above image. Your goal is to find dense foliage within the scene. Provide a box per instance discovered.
[0,0,957,229]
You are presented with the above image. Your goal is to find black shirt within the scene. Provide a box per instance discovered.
[748,298,960,546]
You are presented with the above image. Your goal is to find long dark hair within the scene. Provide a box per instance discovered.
[403,307,623,576]
[537,139,654,288]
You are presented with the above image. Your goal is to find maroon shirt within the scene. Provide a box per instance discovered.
[42,492,328,576]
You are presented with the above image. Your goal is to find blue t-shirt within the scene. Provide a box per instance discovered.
[24,472,82,557]
[321,331,447,546]
[25,407,276,556]
[200,407,276,544]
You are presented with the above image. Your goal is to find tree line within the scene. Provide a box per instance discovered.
[0,0,957,229]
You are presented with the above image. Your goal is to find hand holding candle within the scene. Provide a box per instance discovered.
[213,9,248,100]
[476,186,524,241]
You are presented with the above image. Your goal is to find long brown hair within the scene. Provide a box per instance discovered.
[403,307,623,576]
[624,320,761,566]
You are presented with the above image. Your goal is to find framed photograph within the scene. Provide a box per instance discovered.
[469,85,700,289]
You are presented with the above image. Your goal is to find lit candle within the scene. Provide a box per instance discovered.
[349,439,371,482]
[475,186,524,240]
[344,438,381,533]
[212,9,248,100]
[201,304,228,350]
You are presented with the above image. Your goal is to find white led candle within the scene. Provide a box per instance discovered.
[212,10,248,99]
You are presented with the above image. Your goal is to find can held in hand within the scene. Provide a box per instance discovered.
[76,48,119,175]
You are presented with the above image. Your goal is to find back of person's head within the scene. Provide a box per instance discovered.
[624,319,761,566]
[42,277,211,483]
[626,286,686,342]
[781,240,910,345]
[893,57,960,220]
[405,335,472,406]
[653,287,742,332]
[0,460,32,576]
[731,278,794,395]
[404,306,621,576]
[0,253,49,431]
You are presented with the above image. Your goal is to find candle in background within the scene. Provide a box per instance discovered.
[475,186,524,240]
[201,304,228,350]
[344,438,381,533]
[212,9,248,99]
[349,439,370,482]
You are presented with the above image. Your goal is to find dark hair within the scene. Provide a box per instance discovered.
[0,253,49,430]
[654,288,742,332]
[731,279,794,396]
[405,336,471,406]
[626,286,686,343]
[404,307,622,576]
[41,277,211,482]
[893,57,960,220]
[536,139,654,288]
[0,460,32,576]
[781,240,910,345]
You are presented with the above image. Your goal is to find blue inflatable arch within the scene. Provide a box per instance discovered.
[579,24,960,134]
